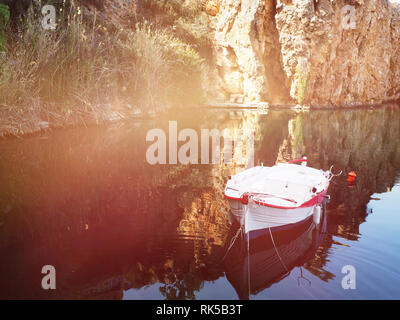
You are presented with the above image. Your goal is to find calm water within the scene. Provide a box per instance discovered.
[0,106,400,299]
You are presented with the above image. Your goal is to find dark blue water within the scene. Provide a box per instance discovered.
[0,106,399,299]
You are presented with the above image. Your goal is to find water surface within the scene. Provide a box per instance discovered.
[0,106,399,299]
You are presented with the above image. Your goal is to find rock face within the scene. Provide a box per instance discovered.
[208,0,290,103]
[206,0,400,106]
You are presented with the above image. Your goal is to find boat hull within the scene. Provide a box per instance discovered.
[228,198,323,234]
[224,214,324,299]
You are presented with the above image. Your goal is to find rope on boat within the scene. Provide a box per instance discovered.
[328,165,343,181]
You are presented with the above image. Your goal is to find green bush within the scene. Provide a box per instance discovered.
[295,63,309,105]
[118,23,205,109]
[0,2,205,111]
[139,0,212,54]
[0,3,10,52]
[0,4,112,107]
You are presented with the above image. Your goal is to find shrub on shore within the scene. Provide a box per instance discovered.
[138,0,213,55]
[121,23,204,110]
[0,3,9,52]
[0,0,205,116]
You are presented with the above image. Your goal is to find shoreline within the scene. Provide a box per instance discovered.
[205,100,400,111]
[0,103,139,139]
[1,101,399,140]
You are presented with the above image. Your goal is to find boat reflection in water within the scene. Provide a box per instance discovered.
[0,106,399,299]
[224,201,328,300]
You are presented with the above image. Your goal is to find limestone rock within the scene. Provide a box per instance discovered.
[206,0,400,106]
[212,0,290,103]
[202,0,222,16]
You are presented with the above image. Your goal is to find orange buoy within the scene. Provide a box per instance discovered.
[347,171,357,183]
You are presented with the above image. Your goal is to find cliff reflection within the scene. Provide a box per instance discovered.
[0,106,399,299]
[283,106,400,240]
[0,110,259,299]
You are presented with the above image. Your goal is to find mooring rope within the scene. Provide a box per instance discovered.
[269,227,290,274]
[247,231,251,299]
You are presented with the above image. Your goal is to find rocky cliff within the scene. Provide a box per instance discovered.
[204,0,400,106]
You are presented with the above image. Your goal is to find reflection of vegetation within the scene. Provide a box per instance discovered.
[292,106,400,239]
[304,248,336,283]
[160,277,202,300]
[292,113,305,156]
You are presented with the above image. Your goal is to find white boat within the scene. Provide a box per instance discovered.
[224,158,333,234]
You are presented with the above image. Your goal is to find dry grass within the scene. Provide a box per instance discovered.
[0,0,206,136]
